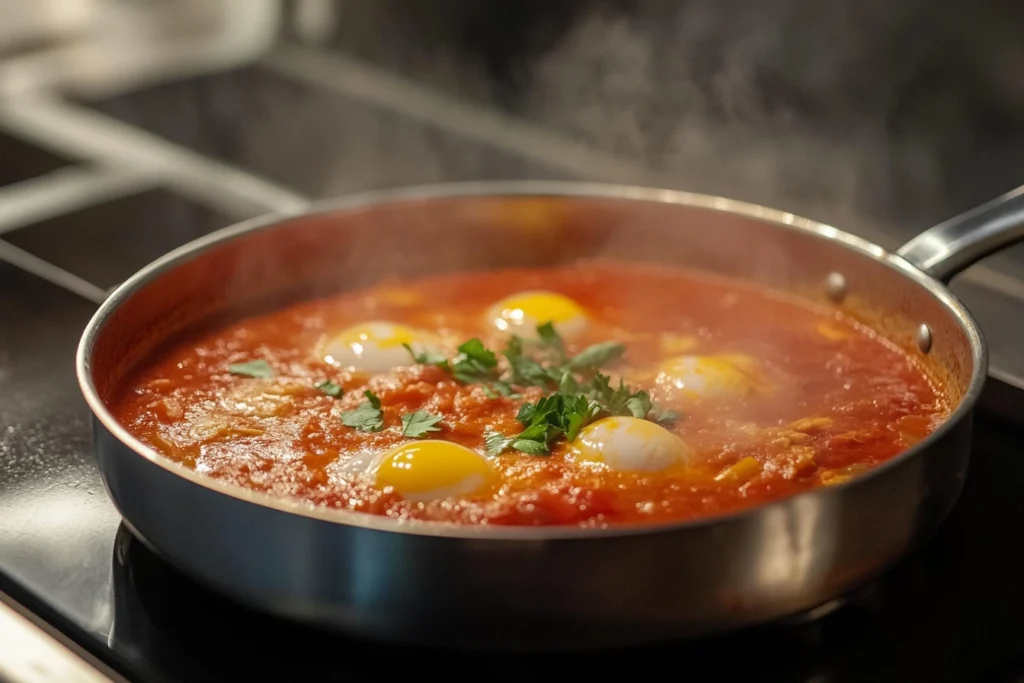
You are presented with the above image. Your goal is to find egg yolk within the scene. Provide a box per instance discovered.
[570,416,692,473]
[320,321,436,373]
[337,321,417,349]
[374,441,498,502]
[655,354,761,399]
[486,290,588,338]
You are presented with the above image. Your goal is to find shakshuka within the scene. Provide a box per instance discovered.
[111,262,951,526]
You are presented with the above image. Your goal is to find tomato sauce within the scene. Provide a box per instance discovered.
[111,262,951,527]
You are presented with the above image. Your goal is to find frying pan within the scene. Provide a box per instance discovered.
[76,181,1024,649]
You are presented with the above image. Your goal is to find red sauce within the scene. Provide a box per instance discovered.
[111,262,951,527]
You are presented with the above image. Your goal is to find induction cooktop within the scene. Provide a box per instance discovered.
[4,39,1024,683]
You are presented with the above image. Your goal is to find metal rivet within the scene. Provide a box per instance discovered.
[916,324,933,354]
[825,272,847,303]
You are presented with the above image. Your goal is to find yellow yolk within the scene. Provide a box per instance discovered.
[373,441,498,502]
[655,354,761,399]
[485,290,588,339]
[319,321,440,373]
[570,416,692,473]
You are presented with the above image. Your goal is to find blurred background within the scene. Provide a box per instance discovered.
[4,4,1024,679]
[2,0,1024,333]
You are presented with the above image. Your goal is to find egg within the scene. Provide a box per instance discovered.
[570,416,693,472]
[485,290,588,339]
[342,441,498,502]
[319,321,441,373]
[655,354,761,399]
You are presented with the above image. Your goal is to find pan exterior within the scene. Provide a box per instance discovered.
[94,410,971,648]
[79,182,986,648]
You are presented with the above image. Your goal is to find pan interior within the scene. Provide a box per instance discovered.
[84,188,979,522]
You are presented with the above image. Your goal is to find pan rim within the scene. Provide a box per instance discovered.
[75,180,988,541]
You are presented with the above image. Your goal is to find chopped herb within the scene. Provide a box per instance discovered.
[557,368,579,394]
[625,390,653,419]
[402,343,449,367]
[315,380,344,398]
[568,341,626,370]
[489,392,603,456]
[228,359,274,378]
[408,324,681,456]
[484,430,514,457]
[649,406,681,426]
[482,381,519,399]
[339,390,384,432]
[511,439,549,455]
[450,338,500,384]
[536,321,566,360]
[401,410,445,438]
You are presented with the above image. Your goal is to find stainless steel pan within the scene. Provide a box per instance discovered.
[76,181,1024,649]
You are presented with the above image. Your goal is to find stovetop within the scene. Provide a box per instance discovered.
[4,42,1024,683]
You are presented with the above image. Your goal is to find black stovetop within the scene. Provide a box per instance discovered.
[4,52,1024,683]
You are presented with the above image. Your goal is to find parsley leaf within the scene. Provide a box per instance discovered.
[490,392,602,456]
[625,390,653,419]
[649,406,681,426]
[228,359,274,378]
[568,341,626,370]
[536,321,566,360]
[402,343,449,367]
[504,335,559,387]
[450,338,500,383]
[315,380,344,398]
[512,439,549,455]
[484,429,514,457]
[401,410,445,437]
[339,390,384,432]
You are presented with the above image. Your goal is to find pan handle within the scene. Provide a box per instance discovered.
[896,185,1024,283]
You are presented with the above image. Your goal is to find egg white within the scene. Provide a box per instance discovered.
[319,321,442,374]
[570,416,692,472]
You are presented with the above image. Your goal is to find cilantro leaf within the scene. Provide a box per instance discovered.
[504,336,558,387]
[402,343,449,367]
[649,406,681,426]
[228,359,274,378]
[400,410,445,437]
[483,381,518,399]
[625,390,653,419]
[315,380,344,398]
[536,321,565,360]
[339,390,384,432]
[484,430,514,456]
[450,338,500,383]
[512,439,549,455]
[557,368,579,394]
[568,342,626,370]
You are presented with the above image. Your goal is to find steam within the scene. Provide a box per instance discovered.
[515,0,943,232]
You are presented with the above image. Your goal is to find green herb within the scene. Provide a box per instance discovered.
[625,390,653,419]
[339,390,384,432]
[489,392,603,456]
[536,321,566,360]
[482,381,519,399]
[409,323,681,457]
[484,430,514,457]
[504,335,558,387]
[402,343,449,367]
[450,338,500,383]
[401,410,445,438]
[315,380,344,398]
[228,359,274,378]
[649,406,681,426]
[568,341,626,370]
